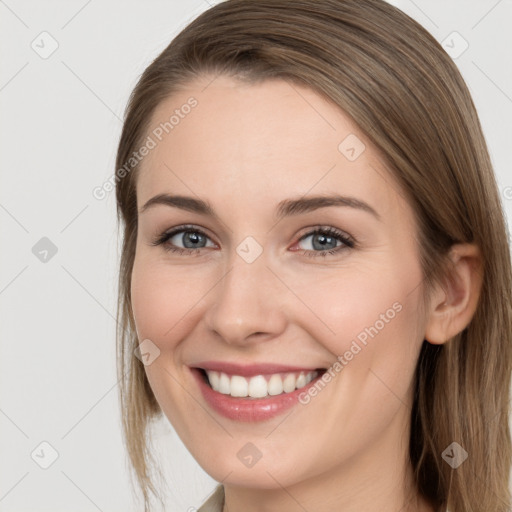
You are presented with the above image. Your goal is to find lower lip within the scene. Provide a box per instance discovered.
[190,367,324,422]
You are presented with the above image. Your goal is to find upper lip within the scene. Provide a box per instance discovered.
[192,361,325,377]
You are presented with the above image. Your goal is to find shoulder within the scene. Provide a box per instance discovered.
[197,484,224,512]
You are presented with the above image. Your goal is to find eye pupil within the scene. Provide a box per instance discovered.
[183,231,206,248]
[313,234,337,250]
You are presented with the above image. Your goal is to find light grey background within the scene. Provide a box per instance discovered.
[0,0,511,511]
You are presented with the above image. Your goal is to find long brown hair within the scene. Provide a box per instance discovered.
[115,1,512,510]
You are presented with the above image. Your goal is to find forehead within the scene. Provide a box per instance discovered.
[136,75,408,223]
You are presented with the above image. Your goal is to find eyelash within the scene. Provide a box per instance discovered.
[150,224,355,258]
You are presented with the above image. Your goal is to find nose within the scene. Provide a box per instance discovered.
[203,249,287,346]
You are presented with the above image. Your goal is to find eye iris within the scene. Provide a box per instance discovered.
[312,233,337,251]
[183,231,206,248]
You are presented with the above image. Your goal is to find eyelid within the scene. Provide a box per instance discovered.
[292,226,355,252]
[150,224,216,247]
[296,224,354,242]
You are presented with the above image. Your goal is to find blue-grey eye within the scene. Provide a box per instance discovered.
[298,232,340,251]
[167,229,215,249]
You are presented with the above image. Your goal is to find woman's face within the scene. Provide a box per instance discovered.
[131,75,429,490]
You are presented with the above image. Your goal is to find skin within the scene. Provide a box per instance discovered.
[130,75,482,512]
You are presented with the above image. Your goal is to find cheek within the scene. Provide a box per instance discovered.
[130,261,167,342]
[291,265,418,354]
[294,259,424,414]
[287,272,423,458]
[130,257,206,420]
[130,256,205,344]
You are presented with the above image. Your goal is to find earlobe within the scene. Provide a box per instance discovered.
[424,243,483,345]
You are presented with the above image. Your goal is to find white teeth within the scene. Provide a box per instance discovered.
[283,373,296,393]
[248,375,268,398]
[208,371,220,390]
[296,372,306,389]
[218,372,230,394]
[204,369,319,398]
[267,374,283,396]
[230,375,248,397]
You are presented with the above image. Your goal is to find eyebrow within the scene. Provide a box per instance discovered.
[139,193,381,221]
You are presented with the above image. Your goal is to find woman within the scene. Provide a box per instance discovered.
[114,1,512,511]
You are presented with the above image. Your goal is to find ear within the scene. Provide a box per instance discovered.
[424,243,483,345]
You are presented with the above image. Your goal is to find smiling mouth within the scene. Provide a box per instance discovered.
[196,367,327,399]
